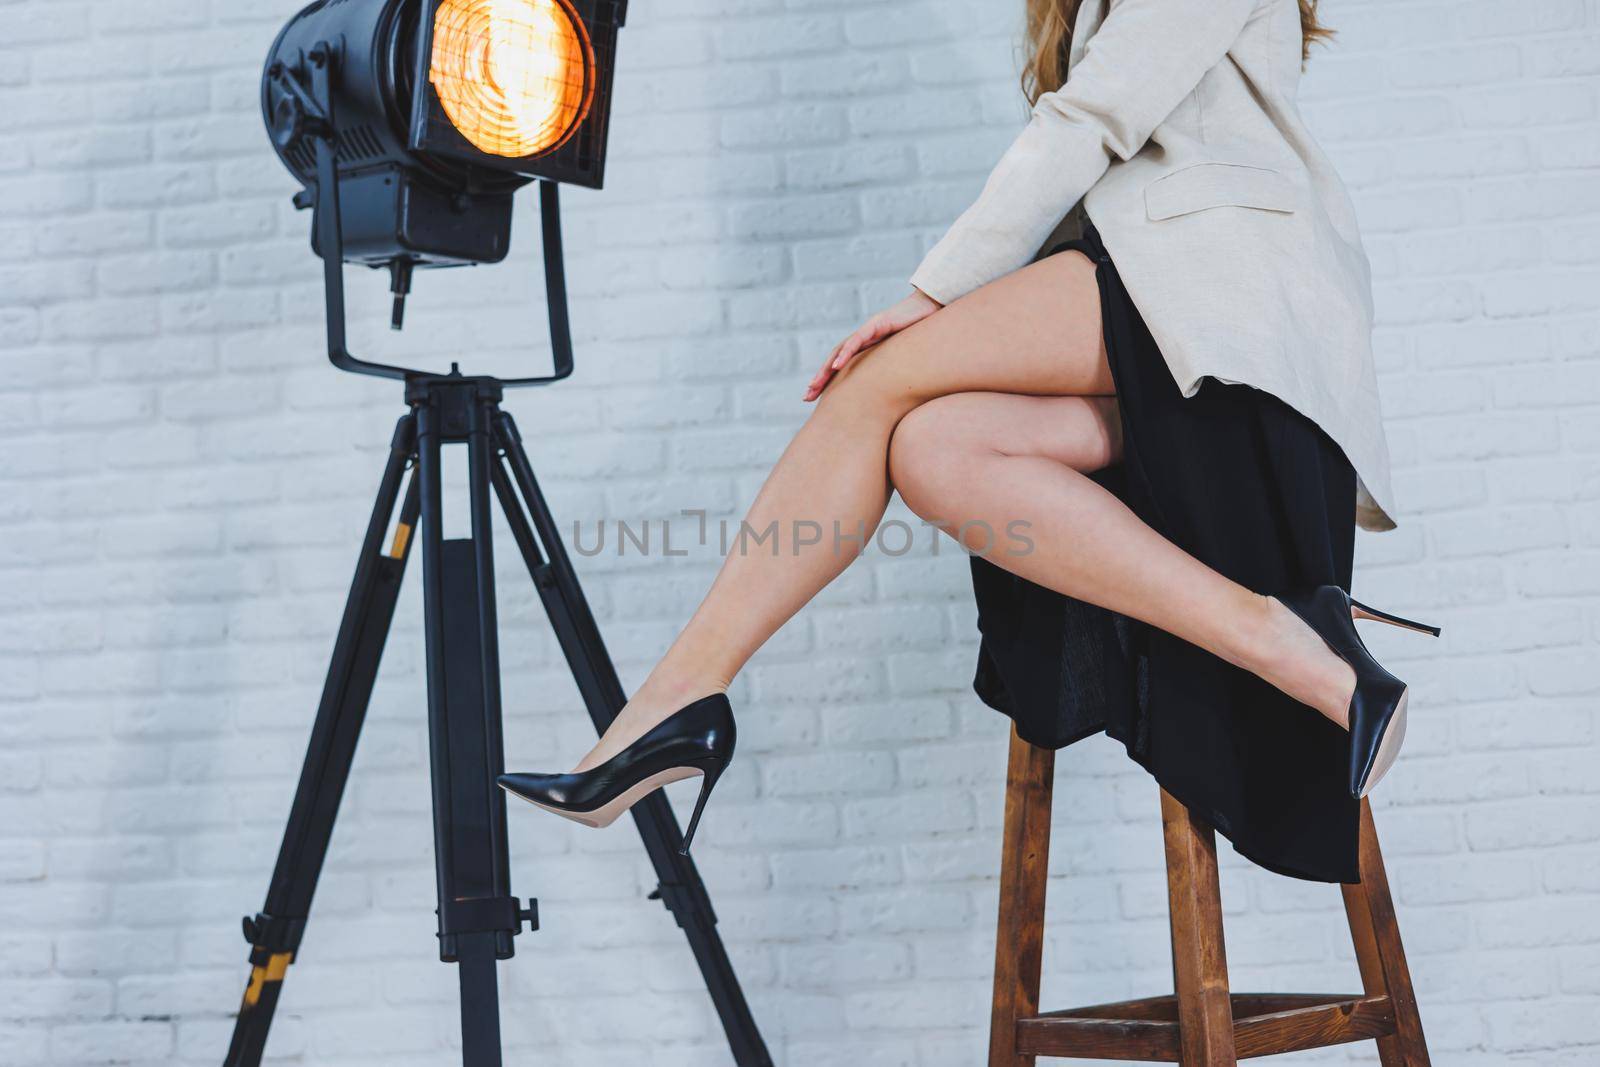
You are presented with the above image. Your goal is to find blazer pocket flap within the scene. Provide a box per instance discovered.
[1145,162,1297,221]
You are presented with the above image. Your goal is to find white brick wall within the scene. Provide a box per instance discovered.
[3,0,1598,1063]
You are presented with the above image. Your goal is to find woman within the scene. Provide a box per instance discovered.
[501,0,1439,882]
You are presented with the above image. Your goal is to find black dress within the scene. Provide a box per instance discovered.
[968,221,1362,883]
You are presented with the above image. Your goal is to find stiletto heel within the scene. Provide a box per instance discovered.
[1275,586,1441,799]
[680,758,726,855]
[499,693,735,853]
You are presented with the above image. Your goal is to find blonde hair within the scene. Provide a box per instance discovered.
[1022,0,1335,105]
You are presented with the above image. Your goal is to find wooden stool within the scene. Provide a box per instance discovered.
[990,728,1430,1065]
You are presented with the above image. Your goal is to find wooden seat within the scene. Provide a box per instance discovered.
[990,728,1431,1065]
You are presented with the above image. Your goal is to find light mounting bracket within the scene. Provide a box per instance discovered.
[275,41,574,386]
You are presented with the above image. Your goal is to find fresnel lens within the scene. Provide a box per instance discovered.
[261,0,623,383]
[430,0,594,158]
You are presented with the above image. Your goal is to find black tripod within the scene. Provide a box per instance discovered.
[222,371,772,1066]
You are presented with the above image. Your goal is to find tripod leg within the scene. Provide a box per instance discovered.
[415,387,529,1067]
[491,411,774,1067]
[224,416,420,1067]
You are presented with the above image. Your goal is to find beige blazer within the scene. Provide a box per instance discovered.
[909,0,1395,531]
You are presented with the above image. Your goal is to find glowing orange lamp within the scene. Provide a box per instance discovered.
[430,0,595,159]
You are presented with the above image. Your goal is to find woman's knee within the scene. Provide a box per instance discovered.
[888,394,988,515]
[813,329,933,422]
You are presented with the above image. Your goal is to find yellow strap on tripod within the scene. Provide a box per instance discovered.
[243,952,294,1007]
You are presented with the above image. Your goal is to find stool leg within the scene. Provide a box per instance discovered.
[1340,799,1431,1066]
[989,728,1055,1067]
[1160,790,1237,1066]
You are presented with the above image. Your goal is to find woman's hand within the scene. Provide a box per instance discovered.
[803,288,943,402]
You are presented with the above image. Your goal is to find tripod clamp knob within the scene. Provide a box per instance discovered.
[649,879,717,926]
[436,895,539,938]
[241,912,307,966]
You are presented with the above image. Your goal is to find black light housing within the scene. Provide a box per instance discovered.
[262,0,625,383]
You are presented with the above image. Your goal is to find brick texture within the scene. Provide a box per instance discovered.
[2,0,1598,1063]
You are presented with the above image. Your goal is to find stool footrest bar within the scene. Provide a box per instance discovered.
[1017,992,1395,1061]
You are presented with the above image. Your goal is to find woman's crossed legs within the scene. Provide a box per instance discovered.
[572,250,1353,771]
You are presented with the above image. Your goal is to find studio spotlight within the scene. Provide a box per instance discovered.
[226,4,775,1066]
[261,0,621,380]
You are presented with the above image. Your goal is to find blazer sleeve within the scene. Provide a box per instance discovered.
[908,0,1260,306]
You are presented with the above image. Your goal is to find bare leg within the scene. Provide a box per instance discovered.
[886,390,1355,721]
[573,251,1352,771]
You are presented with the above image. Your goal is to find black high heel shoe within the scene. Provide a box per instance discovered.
[1275,586,1441,799]
[499,693,735,855]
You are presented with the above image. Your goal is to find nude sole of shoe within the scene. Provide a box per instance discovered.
[1350,602,1437,636]
[503,766,704,829]
[1359,687,1408,799]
